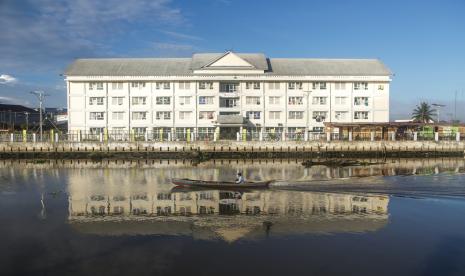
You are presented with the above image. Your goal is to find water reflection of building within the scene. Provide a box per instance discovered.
[68,170,389,242]
[2,158,464,182]
[70,188,388,217]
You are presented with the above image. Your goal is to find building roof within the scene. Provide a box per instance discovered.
[70,215,387,240]
[190,52,269,70]
[65,58,192,76]
[0,104,37,113]
[269,58,391,76]
[65,52,391,76]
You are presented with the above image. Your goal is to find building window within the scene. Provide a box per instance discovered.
[179,82,191,89]
[246,82,260,90]
[354,82,368,90]
[89,128,104,134]
[335,111,348,120]
[112,97,124,106]
[312,111,327,122]
[378,84,384,90]
[288,111,304,119]
[221,98,238,108]
[156,206,172,215]
[246,96,261,105]
[268,82,281,90]
[89,112,104,120]
[199,96,214,105]
[199,82,213,89]
[335,96,347,105]
[269,111,281,120]
[269,96,281,104]
[156,111,171,120]
[157,193,171,200]
[354,97,369,106]
[288,96,303,105]
[179,111,192,120]
[179,96,191,105]
[288,82,303,90]
[111,82,124,90]
[199,111,215,120]
[112,112,124,120]
[312,82,327,90]
[132,127,146,135]
[131,82,146,88]
[334,83,346,90]
[89,97,104,106]
[246,111,261,120]
[89,82,104,90]
[156,82,170,90]
[112,127,126,134]
[312,97,327,105]
[220,82,239,93]
[312,127,324,133]
[132,112,147,120]
[354,111,369,120]
[156,96,171,105]
[132,97,147,105]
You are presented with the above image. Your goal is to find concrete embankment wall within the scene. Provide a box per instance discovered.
[1,140,464,159]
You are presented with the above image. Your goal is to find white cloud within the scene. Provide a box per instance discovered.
[152,42,196,57]
[153,42,194,51]
[0,0,184,71]
[0,74,17,84]
[161,30,203,41]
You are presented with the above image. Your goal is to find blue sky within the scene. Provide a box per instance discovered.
[1,0,464,120]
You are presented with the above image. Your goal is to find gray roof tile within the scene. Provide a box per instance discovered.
[269,58,391,76]
[65,53,391,76]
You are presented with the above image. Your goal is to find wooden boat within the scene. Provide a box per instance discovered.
[171,178,273,189]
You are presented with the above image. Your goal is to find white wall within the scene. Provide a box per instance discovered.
[67,78,391,133]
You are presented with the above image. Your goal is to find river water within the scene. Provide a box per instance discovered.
[1,158,465,276]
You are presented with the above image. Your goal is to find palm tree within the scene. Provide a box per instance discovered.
[412,102,435,123]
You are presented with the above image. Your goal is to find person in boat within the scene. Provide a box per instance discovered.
[235,172,245,184]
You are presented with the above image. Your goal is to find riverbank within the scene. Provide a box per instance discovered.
[0,140,464,159]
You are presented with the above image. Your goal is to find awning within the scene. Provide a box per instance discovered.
[215,115,245,126]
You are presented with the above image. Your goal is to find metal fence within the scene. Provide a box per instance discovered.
[0,130,462,143]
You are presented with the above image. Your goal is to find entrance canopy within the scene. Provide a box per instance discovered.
[215,115,245,127]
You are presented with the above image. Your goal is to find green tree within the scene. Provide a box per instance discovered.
[412,102,435,123]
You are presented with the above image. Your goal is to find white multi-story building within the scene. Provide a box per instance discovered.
[65,51,391,140]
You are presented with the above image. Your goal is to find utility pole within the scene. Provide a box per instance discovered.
[30,91,49,141]
[454,91,457,123]
[432,103,445,123]
[24,112,29,130]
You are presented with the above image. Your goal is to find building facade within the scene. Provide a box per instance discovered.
[65,51,391,140]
